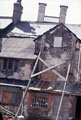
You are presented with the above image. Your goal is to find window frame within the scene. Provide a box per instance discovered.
[2,59,19,72]
[28,92,51,110]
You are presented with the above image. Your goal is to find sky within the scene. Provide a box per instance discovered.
[0,0,81,24]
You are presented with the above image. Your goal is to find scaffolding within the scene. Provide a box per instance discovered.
[1,37,78,120]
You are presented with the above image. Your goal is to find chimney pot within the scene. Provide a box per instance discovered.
[37,3,47,22]
[59,5,68,24]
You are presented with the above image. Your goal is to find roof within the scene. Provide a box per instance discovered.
[0,37,36,59]
[1,20,81,59]
[29,80,81,96]
[7,21,56,38]
[6,21,81,40]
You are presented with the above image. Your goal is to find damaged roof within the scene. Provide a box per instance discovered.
[0,19,81,59]
[5,21,81,40]
[29,80,81,96]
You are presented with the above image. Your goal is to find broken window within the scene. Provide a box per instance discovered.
[54,37,62,47]
[2,59,19,72]
[29,92,51,109]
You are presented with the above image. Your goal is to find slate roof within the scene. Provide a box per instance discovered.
[0,19,81,59]
[0,37,36,59]
[6,21,81,40]
[7,21,56,38]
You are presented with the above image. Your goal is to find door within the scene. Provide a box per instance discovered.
[75,96,81,120]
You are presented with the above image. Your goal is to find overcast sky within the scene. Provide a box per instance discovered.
[0,0,81,24]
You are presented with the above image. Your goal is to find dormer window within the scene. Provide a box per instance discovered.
[54,37,62,47]
[2,59,19,72]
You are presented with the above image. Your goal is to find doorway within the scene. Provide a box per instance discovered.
[0,112,3,120]
[75,96,81,120]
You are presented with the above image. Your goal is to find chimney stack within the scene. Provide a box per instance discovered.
[59,5,68,24]
[12,0,23,24]
[37,3,47,22]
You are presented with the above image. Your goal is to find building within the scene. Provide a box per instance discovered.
[0,0,81,120]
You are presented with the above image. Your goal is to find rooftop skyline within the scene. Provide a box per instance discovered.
[0,0,81,24]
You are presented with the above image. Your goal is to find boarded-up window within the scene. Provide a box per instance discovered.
[2,91,12,104]
[54,37,62,47]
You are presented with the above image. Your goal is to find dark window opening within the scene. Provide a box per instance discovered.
[75,96,81,120]
[2,59,19,72]
[8,59,14,70]
[3,59,7,70]
[0,112,3,120]
[14,60,19,72]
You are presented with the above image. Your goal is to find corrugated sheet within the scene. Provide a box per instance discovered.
[0,37,36,59]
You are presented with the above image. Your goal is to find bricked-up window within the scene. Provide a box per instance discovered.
[2,59,19,72]
[29,92,51,109]
[54,37,62,47]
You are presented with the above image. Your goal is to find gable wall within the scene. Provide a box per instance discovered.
[35,25,80,82]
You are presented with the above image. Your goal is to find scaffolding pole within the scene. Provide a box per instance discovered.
[31,60,68,78]
[56,63,71,120]
[0,105,15,117]
[15,52,41,118]
[38,57,67,81]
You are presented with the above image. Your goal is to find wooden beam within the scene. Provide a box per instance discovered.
[31,60,69,78]
[56,63,71,120]
[15,51,41,117]
[38,57,66,81]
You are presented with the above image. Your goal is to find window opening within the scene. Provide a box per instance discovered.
[3,59,7,70]
[54,37,62,47]
[8,59,14,70]
[14,60,19,72]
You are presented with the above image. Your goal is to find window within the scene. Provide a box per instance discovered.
[29,92,51,109]
[8,59,14,70]
[54,37,62,47]
[2,59,19,72]
[31,96,48,108]
[14,60,19,72]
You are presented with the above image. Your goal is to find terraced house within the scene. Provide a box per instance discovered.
[0,0,81,120]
